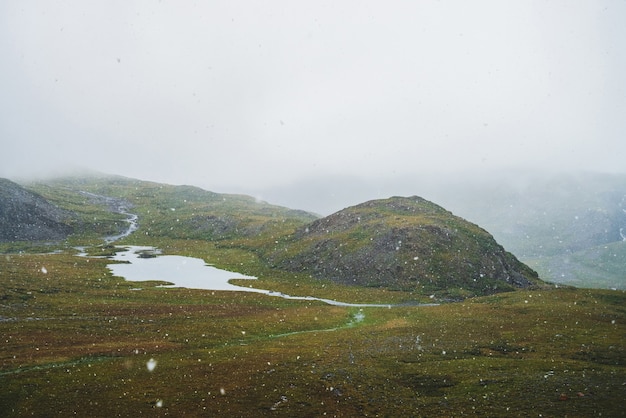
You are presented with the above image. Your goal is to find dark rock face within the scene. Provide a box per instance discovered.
[269,196,541,297]
[0,178,74,242]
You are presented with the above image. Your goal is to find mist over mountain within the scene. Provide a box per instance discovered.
[250,170,626,289]
[1,2,624,413]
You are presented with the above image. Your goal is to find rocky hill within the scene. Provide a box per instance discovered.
[267,196,541,298]
[256,171,626,290]
[0,178,75,242]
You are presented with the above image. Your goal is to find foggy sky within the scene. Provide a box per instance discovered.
[1,1,625,204]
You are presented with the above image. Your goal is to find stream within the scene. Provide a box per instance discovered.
[78,191,139,243]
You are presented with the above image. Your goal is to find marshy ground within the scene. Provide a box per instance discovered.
[1,247,624,416]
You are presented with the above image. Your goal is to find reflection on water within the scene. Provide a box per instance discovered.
[107,246,400,307]
[108,246,260,292]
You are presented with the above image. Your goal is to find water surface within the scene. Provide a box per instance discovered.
[109,246,260,292]
[108,246,399,307]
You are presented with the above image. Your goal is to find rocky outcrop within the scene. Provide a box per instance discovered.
[268,196,541,298]
[0,178,74,242]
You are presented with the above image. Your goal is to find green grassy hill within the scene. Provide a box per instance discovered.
[265,196,542,299]
[259,171,626,290]
[22,174,317,246]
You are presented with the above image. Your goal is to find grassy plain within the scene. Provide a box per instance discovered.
[1,242,624,417]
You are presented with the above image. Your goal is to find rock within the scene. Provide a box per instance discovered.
[0,178,74,242]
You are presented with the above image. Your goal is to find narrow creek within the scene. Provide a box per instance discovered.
[268,311,367,339]
[78,191,139,243]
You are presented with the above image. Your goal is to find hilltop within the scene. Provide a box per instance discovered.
[266,196,541,298]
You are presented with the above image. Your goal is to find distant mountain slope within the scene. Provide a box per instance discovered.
[429,172,626,257]
[253,171,626,289]
[421,172,626,290]
[266,196,542,298]
[25,174,318,243]
[0,178,74,242]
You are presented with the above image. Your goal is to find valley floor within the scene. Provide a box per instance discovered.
[1,250,625,416]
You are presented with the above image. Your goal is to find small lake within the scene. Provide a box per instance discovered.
[107,246,397,308]
[108,246,261,293]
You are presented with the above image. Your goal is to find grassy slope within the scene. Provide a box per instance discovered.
[0,251,624,416]
[24,175,316,243]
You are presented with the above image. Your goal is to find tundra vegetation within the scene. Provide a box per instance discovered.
[0,175,624,416]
